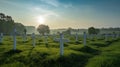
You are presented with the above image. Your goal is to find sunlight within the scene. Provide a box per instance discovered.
[37,16,45,24]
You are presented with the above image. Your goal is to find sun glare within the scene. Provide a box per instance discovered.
[37,16,45,24]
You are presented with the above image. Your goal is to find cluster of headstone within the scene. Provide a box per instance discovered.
[0,28,120,56]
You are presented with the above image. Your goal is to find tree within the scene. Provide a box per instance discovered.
[88,27,100,35]
[15,23,25,34]
[37,24,50,35]
[63,27,72,35]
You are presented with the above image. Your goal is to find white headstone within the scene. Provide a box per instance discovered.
[54,33,69,56]
[83,32,87,46]
[31,33,35,47]
[13,28,17,50]
[0,33,3,43]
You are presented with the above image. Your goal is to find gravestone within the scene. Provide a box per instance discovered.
[75,33,78,41]
[13,28,17,50]
[0,33,3,43]
[54,33,69,56]
[31,33,35,47]
[83,32,87,46]
[23,29,27,42]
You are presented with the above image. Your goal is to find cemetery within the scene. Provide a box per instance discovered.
[0,29,120,67]
[0,0,120,67]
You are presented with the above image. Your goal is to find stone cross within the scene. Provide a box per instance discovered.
[54,33,69,56]
[83,32,87,46]
[13,28,17,50]
[31,33,35,47]
[0,33,3,43]
[75,33,78,41]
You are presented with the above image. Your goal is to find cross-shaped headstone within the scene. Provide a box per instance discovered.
[31,33,35,47]
[0,33,3,43]
[83,32,87,46]
[13,28,17,50]
[54,33,69,56]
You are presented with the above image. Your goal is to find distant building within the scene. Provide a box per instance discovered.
[25,26,36,34]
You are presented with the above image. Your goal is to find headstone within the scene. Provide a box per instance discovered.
[75,33,78,41]
[23,29,27,42]
[13,28,17,50]
[0,33,3,43]
[83,32,87,46]
[54,33,69,56]
[31,33,35,47]
[23,34,27,42]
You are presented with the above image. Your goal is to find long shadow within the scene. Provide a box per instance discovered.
[0,49,22,65]
[40,53,91,67]
[27,47,34,57]
[91,39,120,48]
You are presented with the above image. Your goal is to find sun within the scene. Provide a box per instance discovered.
[37,16,45,24]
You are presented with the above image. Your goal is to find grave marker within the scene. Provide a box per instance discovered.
[83,32,87,46]
[23,29,27,42]
[0,33,3,43]
[31,33,35,47]
[54,33,69,56]
[75,33,78,41]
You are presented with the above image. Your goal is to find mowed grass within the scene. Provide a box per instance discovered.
[0,35,120,67]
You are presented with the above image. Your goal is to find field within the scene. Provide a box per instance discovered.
[0,35,120,67]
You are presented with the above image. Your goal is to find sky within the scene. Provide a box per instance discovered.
[0,0,120,29]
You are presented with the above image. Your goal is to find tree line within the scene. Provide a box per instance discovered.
[0,13,25,35]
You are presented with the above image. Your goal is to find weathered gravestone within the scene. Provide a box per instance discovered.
[83,32,87,46]
[31,33,35,47]
[54,33,69,56]
[0,33,3,43]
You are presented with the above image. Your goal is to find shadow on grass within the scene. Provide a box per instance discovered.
[0,49,22,65]
[27,47,34,57]
[79,46,100,55]
[45,53,91,67]
[3,49,22,57]
[75,41,82,44]
[0,43,3,45]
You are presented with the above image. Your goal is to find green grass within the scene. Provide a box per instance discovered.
[0,36,120,67]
